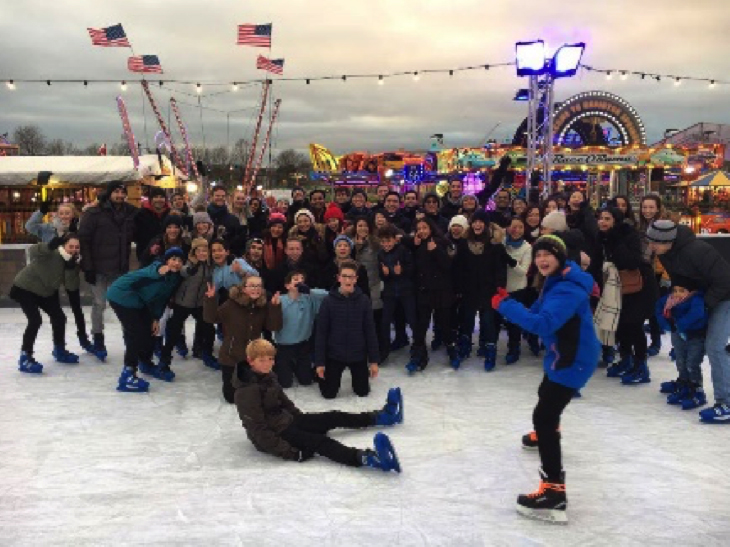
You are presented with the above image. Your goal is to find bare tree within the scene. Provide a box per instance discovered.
[45,138,77,156]
[13,125,47,155]
[274,149,311,183]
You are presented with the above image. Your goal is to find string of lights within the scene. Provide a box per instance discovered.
[580,64,728,88]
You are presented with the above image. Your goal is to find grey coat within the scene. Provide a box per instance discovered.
[173,260,212,308]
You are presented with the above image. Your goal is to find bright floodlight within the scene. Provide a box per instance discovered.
[552,43,585,78]
[515,40,546,76]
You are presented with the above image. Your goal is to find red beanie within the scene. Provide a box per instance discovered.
[323,202,344,222]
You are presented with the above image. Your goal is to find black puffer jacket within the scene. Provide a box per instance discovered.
[78,201,137,276]
[405,235,454,308]
[378,243,415,298]
[454,234,509,307]
[658,225,730,309]
[314,287,379,365]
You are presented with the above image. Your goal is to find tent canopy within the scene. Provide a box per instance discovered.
[690,170,730,187]
[0,155,176,186]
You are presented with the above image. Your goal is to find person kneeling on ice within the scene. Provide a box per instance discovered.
[492,235,600,524]
[106,248,184,392]
[235,339,402,472]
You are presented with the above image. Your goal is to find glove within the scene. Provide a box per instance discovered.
[84,270,97,285]
[39,200,52,215]
[295,282,311,294]
[505,255,517,268]
[47,236,64,250]
[491,287,509,310]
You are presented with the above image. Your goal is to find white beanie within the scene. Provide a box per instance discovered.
[448,214,469,230]
[294,208,316,225]
[541,211,568,232]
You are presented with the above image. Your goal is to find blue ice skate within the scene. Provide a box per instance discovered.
[699,403,730,423]
[137,360,156,375]
[52,346,79,364]
[201,351,220,370]
[621,361,651,385]
[447,344,461,370]
[116,367,150,392]
[152,359,176,382]
[362,432,401,473]
[175,339,189,358]
[681,387,706,410]
[483,343,497,372]
[377,387,403,426]
[91,333,107,362]
[607,356,631,378]
[18,352,43,374]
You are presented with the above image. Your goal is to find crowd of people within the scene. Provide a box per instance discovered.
[9,155,730,523]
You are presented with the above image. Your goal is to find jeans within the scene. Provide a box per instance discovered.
[90,273,119,335]
[671,332,705,386]
[533,375,575,480]
[66,288,88,338]
[460,301,497,345]
[109,302,154,369]
[10,286,67,355]
[706,300,730,404]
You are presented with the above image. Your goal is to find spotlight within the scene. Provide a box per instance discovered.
[378,75,384,85]
[196,83,202,93]
[515,40,546,76]
[551,43,585,78]
[121,81,127,91]
[513,89,530,101]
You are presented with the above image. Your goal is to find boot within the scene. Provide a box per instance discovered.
[152,358,176,382]
[375,387,404,426]
[607,355,631,378]
[78,331,94,354]
[601,345,616,367]
[621,359,651,385]
[446,344,461,370]
[175,335,189,358]
[52,346,80,364]
[527,334,541,357]
[201,351,220,370]
[666,380,690,405]
[359,432,401,473]
[18,352,43,374]
[680,384,707,410]
[117,366,150,392]
[457,334,472,360]
[137,359,156,376]
[92,333,107,362]
[647,341,661,358]
[521,429,562,451]
[516,468,567,524]
[483,343,497,372]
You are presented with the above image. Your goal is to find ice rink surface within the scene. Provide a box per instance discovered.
[0,308,728,547]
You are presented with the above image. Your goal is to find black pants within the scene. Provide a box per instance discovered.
[280,411,375,467]
[533,375,575,479]
[616,315,647,362]
[110,302,154,369]
[393,301,408,342]
[161,304,214,362]
[414,295,453,352]
[222,366,236,404]
[381,294,417,351]
[275,341,313,388]
[66,288,87,337]
[10,285,66,355]
[648,280,668,347]
[318,358,370,399]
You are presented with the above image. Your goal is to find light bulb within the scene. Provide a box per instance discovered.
[606,72,613,80]
[232,83,239,91]
[674,78,682,86]
[196,83,202,94]
[378,75,384,85]
[620,72,628,81]
[121,81,127,91]
[6,80,15,90]
[413,72,420,81]
[709,80,716,89]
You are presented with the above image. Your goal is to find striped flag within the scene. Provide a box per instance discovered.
[256,55,284,75]
[88,24,131,47]
[237,24,272,47]
[127,55,163,74]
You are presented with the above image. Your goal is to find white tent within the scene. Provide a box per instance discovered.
[0,155,176,186]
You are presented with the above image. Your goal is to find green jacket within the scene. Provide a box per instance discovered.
[13,243,80,297]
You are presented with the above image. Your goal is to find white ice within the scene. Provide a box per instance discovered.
[0,308,728,547]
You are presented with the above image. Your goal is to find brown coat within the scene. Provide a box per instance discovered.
[202,286,283,368]
[232,366,301,460]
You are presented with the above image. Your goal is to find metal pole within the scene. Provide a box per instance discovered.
[542,75,556,196]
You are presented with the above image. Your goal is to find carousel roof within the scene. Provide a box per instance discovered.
[690,170,730,187]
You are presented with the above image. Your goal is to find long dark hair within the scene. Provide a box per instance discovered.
[609,194,635,225]
[638,194,664,232]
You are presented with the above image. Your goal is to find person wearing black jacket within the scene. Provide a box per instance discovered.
[266,238,318,294]
[207,187,244,255]
[345,189,371,223]
[246,197,269,238]
[404,217,456,372]
[309,190,327,224]
[566,191,600,284]
[333,186,351,215]
[598,208,658,384]
[381,191,411,234]
[319,235,370,295]
[315,260,380,399]
[440,180,464,221]
[454,210,509,371]
[287,187,309,226]
[139,215,191,267]
[420,193,449,234]
[134,186,170,261]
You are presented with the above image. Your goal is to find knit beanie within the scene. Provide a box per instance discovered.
[646,219,678,243]
[148,186,167,200]
[193,211,213,227]
[268,212,287,227]
[190,237,209,254]
[448,214,469,231]
[323,202,345,223]
[163,246,185,262]
[100,180,127,201]
[532,235,568,268]
[163,215,183,230]
[294,208,316,225]
[670,273,701,293]
[471,209,491,225]
[541,211,568,233]
[333,234,354,250]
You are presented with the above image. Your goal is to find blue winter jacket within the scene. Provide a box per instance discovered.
[211,258,258,291]
[655,292,708,337]
[499,260,600,389]
[106,262,182,319]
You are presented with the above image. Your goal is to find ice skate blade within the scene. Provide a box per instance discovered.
[116,385,149,393]
[521,445,538,451]
[516,504,568,524]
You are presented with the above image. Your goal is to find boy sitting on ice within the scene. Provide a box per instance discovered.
[234,339,403,472]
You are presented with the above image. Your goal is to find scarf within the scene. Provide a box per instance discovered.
[663,291,696,319]
[593,261,621,345]
[264,237,285,270]
[505,234,524,248]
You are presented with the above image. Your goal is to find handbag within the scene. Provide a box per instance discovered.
[619,269,643,295]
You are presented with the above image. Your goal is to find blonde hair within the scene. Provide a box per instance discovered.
[57,203,76,217]
[246,338,276,359]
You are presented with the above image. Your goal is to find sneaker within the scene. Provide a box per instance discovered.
[516,468,567,524]
[699,403,730,423]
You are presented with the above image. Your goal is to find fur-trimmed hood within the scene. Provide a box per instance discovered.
[228,285,268,307]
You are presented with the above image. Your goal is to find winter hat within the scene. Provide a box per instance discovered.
[294,208,316,225]
[148,186,167,200]
[268,212,287,226]
[193,211,213,227]
[190,237,209,253]
[333,234,354,250]
[163,246,185,262]
[462,194,478,205]
[532,235,568,268]
[100,181,127,201]
[670,273,701,292]
[448,214,469,231]
[541,210,568,233]
[323,202,345,223]
[470,209,491,225]
[163,215,183,230]
[646,219,678,243]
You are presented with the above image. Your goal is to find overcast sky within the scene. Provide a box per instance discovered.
[2,0,729,156]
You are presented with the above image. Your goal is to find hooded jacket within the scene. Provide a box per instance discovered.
[498,260,600,389]
[453,228,508,305]
[173,259,212,309]
[25,210,79,243]
[233,366,302,461]
[314,286,380,365]
[655,292,708,337]
[78,200,137,276]
[202,287,283,368]
[658,225,730,309]
[106,262,182,319]
[12,242,80,297]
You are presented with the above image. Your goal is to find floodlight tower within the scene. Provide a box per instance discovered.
[515,41,585,197]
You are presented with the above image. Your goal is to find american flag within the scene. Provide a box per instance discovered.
[256,55,284,75]
[237,24,272,47]
[87,24,131,47]
[127,55,163,74]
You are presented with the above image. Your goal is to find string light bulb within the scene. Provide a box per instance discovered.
[413,71,420,81]
[620,71,628,80]
[674,77,682,86]
[6,80,15,90]
[232,83,239,91]
[606,71,613,80]
[196,83,202,94]
[342,75,347,82]
[121,81,127,91]
[306,79,310,85]
[83,80,88,87]
[378,75,384,85]
[449,69,454,77]
[46,80,51,86]
[709,80,716,89]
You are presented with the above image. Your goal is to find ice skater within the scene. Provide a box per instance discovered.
[493,235,600,524]
[234,339,402,472]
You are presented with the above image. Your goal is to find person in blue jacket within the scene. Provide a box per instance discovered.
[492,234,600,524]
[655,274,708,410]
[106,247,184,392]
